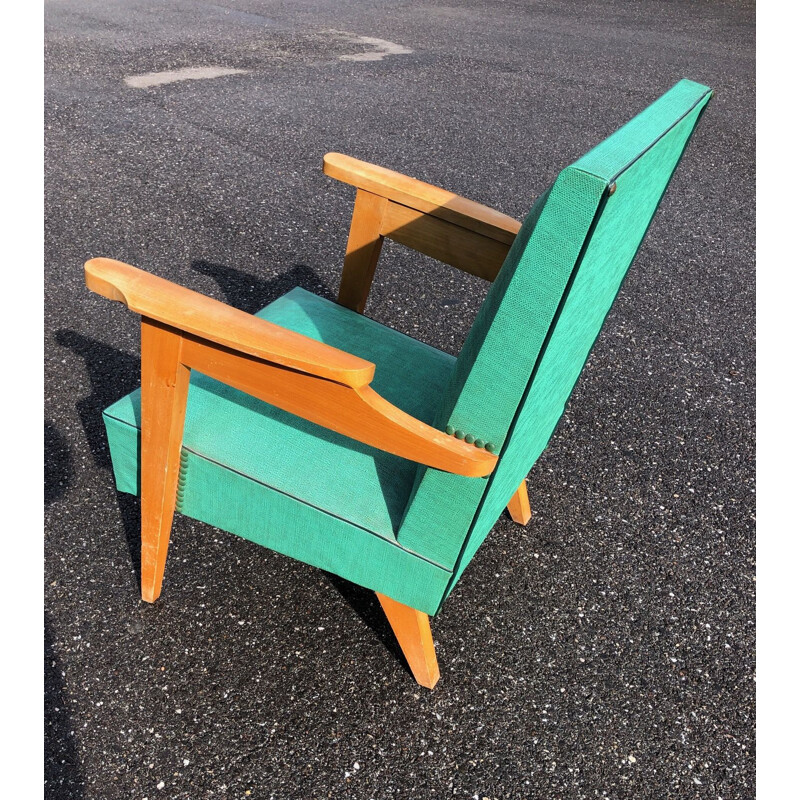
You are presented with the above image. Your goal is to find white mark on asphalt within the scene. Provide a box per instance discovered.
[124,66,249,89]
[338,35,413,62]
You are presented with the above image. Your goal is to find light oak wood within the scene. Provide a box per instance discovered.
[84,258,498,478]
[337,189,388,312]
[85,258,375,387]
[327,153,521,308]
[140,318,190,603]
[179,332,497,477]
[507,479,532,525]
[324,152,521,244]
[380,200,512,282]
[376,592,440,689]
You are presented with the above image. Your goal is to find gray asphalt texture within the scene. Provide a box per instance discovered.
[44,1,755,798]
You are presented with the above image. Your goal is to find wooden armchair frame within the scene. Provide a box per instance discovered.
[85,154,532,689]
[85,80,714,689]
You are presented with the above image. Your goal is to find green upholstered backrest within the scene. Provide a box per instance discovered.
[398,80,712,589]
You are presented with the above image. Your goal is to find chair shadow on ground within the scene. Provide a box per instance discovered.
[57,260,408,669]
[190,260,335,312]
[54,330,143,585]
[45,421,73,506]
[324,573,411,677]
[55,330,140,471]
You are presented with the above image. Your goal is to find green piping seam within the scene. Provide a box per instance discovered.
[577,88,713,183]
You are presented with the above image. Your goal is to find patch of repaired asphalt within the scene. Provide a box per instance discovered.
[124,66,249,89]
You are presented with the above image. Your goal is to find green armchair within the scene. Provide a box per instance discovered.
[86,79,712,688]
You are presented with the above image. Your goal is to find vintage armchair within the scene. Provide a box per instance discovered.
[85,79,712,688]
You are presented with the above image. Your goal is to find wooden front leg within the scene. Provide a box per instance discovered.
[140,318,191,603]
[337,188,388,313]
[376,592,440,689]
[506,479,532,525]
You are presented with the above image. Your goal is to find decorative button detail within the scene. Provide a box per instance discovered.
[177,449,189,509]
[446,427,493,450]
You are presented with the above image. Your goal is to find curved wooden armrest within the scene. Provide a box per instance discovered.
[323,152,521,244]
[86,258,374,387]
[85,258,498,478]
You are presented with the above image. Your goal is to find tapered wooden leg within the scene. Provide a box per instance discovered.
[376,593,440,689]
[140,318,190,604]
[337,188,388,313]
[507,479,531,525]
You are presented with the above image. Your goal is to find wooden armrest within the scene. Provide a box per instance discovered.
[323,152,521,245]
[324,153,522,311]
[85,258,497,478]
[86,258,374,387]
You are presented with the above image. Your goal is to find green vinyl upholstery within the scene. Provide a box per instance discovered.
[398,80,712,608]
[103,79,712,616]
[105,288,457,614]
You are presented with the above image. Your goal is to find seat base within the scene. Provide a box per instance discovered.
[103,287,460,615]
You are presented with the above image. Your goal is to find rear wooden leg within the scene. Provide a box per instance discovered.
[376,592,440,689]
[140,318,190,604]
[507,479,532,525]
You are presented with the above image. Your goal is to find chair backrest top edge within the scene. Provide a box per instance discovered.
[573,78,712,183]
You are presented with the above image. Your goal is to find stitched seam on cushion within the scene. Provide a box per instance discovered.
[103,411,452,573]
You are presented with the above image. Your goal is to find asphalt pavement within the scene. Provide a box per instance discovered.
[44,1,755,797]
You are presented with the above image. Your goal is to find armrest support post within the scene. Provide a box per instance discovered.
[338,188,388,313]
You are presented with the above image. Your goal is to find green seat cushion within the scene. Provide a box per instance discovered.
[105,287,456,541]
